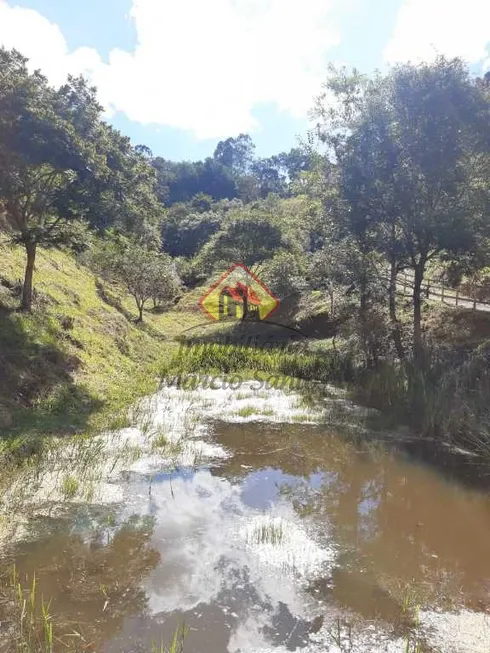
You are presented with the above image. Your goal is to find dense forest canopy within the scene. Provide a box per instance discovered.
[152,136,312,205]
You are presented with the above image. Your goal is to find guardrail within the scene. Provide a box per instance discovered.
[393,271,490,312]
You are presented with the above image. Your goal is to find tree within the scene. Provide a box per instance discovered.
[152,157,238,205]
[313,58,490,360]
[54,79,163,242]
[0,49,163,311]
[251,157,287,197]
[161,206,221,258]
[278,148,312,182]
[152,254,182,309]
[0,50,99,310]
[197,214,285,274]
[97,240,180,322]
[213,134,255,175]
[261,251,306,300]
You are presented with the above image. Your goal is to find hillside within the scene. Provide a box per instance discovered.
[0,243,202,439]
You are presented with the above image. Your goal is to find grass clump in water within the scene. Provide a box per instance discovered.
[248,518,285,546]
[151,431,169,452]
[2,566,189,653]
[236,406,256,418]
[261,407,275,416]
[60,475,79,500]
[291,413,314,423]
[152,623,189,653]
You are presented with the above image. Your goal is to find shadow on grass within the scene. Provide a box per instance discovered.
[0,305,103,442]
[95,280,167,341]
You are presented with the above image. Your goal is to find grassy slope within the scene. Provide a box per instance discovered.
[0,243,203,438]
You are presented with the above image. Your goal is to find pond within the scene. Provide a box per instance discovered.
[1,381,490,652]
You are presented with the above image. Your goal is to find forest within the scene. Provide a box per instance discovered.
[1,46,490,455]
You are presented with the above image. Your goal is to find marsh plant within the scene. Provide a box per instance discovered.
[1,567,188,653]
[163,342,355,387]
[2,567,57,653]
[247,517,285,547]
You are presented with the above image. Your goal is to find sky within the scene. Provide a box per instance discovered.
[0,0,489,161]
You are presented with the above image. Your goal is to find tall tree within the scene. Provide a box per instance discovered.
[313,58,490,360]
[0,49,163,310]
[213,134,255,175]
[0,50,98,310]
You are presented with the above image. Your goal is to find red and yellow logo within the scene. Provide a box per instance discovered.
[199,264,279,322]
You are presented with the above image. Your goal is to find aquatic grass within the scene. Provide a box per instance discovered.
[261,407,275,416]
[3,567,58,653]
[401,586,423,653]
[234,392,254,400]
[291,413,314,423]
[326,618,354,653]
[356,346,490,454]
[60,475,79,500]
[2,567,188,653]
[152,623,189,653]
[235,405,275,419]
[295,394,319,409]
[236,406,256,418]
[151,432,169,451]
[248,518,285,546]
[162,342,355,386]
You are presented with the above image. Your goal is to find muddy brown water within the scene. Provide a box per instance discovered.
[2,397,490,652]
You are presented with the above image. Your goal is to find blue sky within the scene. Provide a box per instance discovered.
[0,0,489,161]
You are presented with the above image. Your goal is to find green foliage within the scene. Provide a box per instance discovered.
[313,57,490,359]
[0,48,163,311]
[61,475,79,500]
[0,242,202,439]
[152,156,239,205]
[214,133,255,175]
[153,135,312,205]
[161,201,223,258]
[196,214,284,273]
[92,237,182,322]
[188,195,318,276]
[163,342,355,385]
[261,251,306,299]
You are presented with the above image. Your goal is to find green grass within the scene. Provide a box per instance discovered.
[4,243,489,465]
[236,406,256,418]
[291,413,314,423]
[0,243,202,447]
[60,475,79,500]
[162,341,355,385]
[151,432,169,451]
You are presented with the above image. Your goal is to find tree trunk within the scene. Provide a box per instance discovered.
[413,262,425,363]
[359,280,371,368]
[241,293,249,321]
[21,241,37,312]
[137,301,144,323]
[328,286,335,317]
[388,259,405,361]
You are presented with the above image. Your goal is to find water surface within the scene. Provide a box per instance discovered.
[2,383,490,652]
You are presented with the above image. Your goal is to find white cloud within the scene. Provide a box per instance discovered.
[384,0,490,69]
[0,0,342,139]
